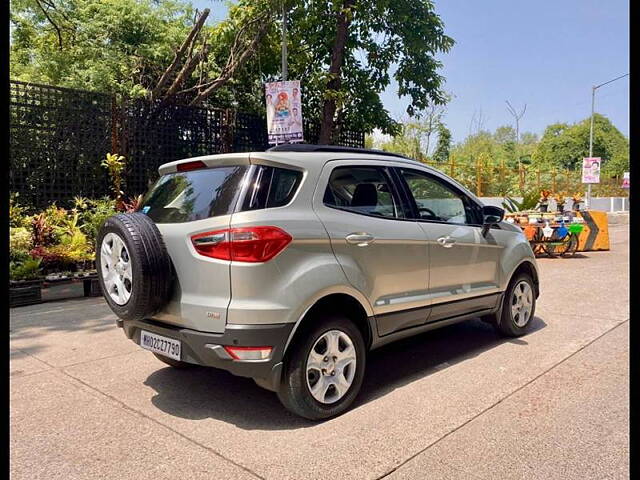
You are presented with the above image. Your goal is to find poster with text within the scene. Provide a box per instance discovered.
[265,80,303,144]
[581,157,601,184]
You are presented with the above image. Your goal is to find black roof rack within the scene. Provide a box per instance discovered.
[266,143,412,160]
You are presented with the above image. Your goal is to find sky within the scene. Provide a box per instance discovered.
[194,0,629,143]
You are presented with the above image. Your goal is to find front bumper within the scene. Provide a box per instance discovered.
[118,318,294,389]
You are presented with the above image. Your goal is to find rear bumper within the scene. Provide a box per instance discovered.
[118,318,294,389]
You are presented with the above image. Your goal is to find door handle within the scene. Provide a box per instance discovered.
[437,235,456,248]
[346,233,375,246]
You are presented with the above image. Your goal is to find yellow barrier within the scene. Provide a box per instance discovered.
[575,210,609,251]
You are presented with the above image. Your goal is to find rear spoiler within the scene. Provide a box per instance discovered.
[158,153,250,176]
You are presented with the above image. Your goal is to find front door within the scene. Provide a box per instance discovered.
[313,161,431,336]
[395,167,503,321]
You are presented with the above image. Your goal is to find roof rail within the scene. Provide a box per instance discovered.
[266,143,412,160]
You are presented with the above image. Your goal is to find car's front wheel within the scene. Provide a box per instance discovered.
[277,315,366,420]
[494,272,537,337]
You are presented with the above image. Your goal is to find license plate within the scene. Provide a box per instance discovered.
[140,330,181,361]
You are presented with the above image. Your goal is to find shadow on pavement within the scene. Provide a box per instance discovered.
[143,316,546,430]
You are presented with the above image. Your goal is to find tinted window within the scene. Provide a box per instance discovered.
[141,166,247,223]
[399,169,470,224]
[240,165,303,211]
[324,166,403,218]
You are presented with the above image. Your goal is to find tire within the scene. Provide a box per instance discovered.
[542,230,570,257]
[96,213,173,321]
[153,353,192,369]
[277,315,366,421]
[494,272,536,337]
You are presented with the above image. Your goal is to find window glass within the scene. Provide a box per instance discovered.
[324,166,401,218]
[241,165,303,211]
[141,166,247,223]
[400,169,469,224]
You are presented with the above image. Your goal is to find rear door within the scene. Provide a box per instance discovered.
[313,160,431,336]
[395,167,503,320]
[139,161,249,333]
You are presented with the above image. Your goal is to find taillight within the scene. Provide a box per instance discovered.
[177,160,207,172]
[191,226,292,262]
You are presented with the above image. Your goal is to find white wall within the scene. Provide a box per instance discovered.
[480,196,629,212]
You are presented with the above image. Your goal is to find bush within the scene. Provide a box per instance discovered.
[10,227,33,261]
[8,196,119,279]
[76,197,118,244]
[10,257,42,281]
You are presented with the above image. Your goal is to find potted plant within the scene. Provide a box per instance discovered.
[571,192,584,211]
[538,190,551,212]
[553,191,566,214]
[10,257,43,307]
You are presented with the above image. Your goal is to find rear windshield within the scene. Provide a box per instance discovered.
[140,166,248,223]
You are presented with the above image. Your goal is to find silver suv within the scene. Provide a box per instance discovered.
[97,144,539,420]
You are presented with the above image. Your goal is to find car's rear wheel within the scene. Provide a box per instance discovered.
[494,272,536,337]
[277,315,366,420]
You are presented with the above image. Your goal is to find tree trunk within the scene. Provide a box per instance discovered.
[318,0,354,144]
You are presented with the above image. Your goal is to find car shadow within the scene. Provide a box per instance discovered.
[143,316,547,430]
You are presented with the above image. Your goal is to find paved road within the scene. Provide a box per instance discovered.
[10,225,629,480]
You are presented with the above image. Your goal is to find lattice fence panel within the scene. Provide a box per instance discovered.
[10,80,366,206]
[118,101,226,195]
[10,81,112,207]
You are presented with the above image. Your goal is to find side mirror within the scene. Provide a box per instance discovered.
[481,205,505,236]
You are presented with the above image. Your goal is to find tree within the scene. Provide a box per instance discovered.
[10,0,279,110]
[532,113,628,176]
[286,0,454,142]
[377,110,450,162]
[11,0,454,136]
[11,0,196,97]
[432,123,451,163]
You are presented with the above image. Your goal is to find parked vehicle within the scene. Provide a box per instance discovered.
[97,144,540,420]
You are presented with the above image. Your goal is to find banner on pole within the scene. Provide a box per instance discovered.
[581,157,601,184]
[265,80,303,145]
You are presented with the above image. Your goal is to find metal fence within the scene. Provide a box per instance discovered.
[10,80,365,207]
[421,156,627,198]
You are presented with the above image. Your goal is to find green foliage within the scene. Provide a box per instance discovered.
[502,190,539,213]
[10,0,196,97]
[376,105,450,161]
[432,123,451,163]
[10,0,453,135]
[532,113,629,176]
[76,197,118,244]
[101,153,126,202]
[8,197,120,277]
[10,257,42,281]
[286,0,454,135]
[45,230,95,263]
[10,227,33,262]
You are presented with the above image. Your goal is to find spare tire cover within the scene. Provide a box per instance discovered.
[96,212,173,321]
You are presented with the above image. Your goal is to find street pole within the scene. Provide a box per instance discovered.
[587,86,595,208]
[585,73,628,209]
[281,3,288,81]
